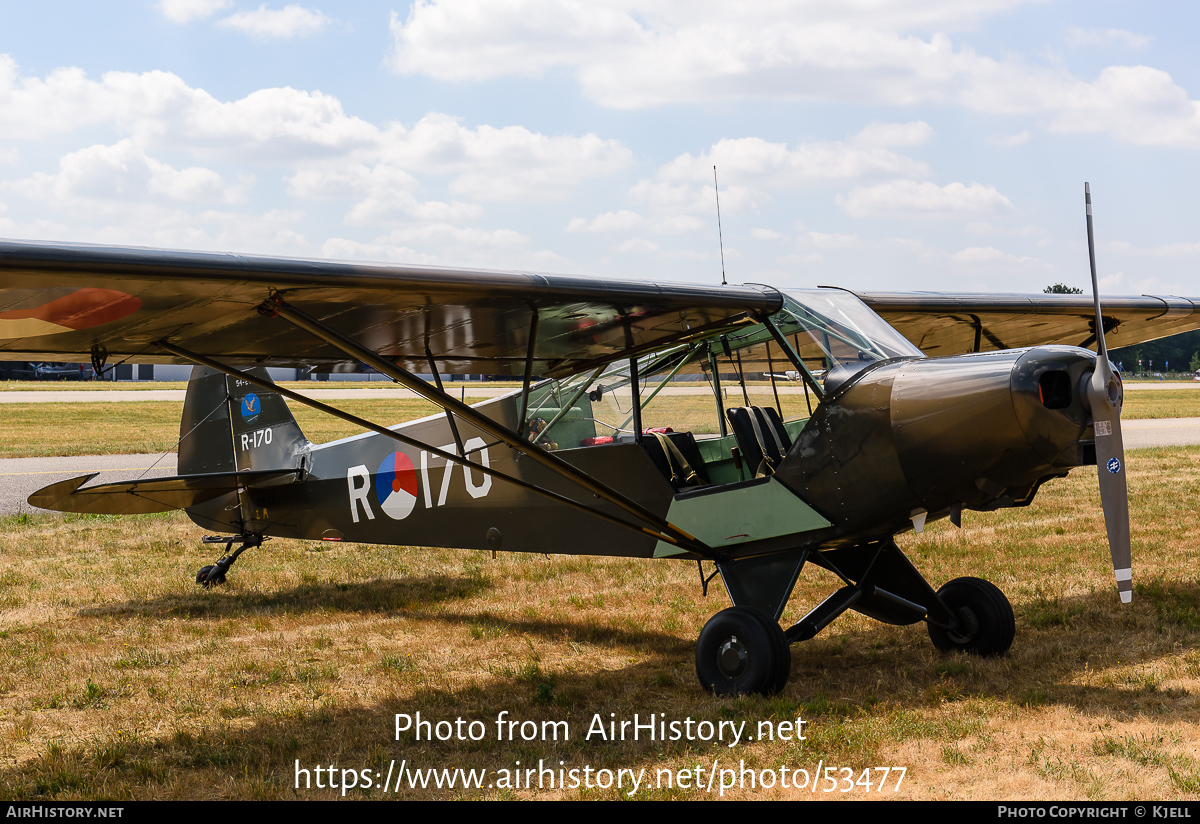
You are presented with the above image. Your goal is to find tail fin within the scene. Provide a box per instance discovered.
[30,366,306,522]
[179,365,309,475]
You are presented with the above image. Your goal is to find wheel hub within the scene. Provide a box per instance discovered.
[717,635,749,678]
[946,606,979,644]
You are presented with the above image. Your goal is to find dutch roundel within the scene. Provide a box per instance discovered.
[376,452,419,520]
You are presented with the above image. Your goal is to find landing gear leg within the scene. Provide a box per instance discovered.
[196,534,263,588]
[694,549,806,696]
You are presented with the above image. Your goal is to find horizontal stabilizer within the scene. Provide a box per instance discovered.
[28,469,300,515]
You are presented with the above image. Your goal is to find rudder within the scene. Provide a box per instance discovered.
[179,365,309,533]
[179,365,309,475]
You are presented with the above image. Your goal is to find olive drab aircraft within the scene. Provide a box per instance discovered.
[4,185,1199,695]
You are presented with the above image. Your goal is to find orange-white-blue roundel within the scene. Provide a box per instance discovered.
[376,452,419,519]
[0,288,141,339]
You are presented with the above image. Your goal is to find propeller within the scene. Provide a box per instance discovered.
[1083,182,1132,604]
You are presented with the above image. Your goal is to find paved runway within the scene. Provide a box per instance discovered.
[0,453,178,515]
[2,417,1197,515]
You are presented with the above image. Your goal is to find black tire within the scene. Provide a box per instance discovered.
[927,576,1015,656]
[696,607,783,696]
[196,565,225,588]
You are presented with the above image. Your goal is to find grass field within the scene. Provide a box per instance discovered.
[0,384,1195,459]
[0,447,1196,800]
[0,381,1198,799]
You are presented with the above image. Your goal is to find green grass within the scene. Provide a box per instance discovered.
[0,382,1191,459]
[0,449,1196,799]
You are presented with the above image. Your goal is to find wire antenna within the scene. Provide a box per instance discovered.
[713,165,727,286]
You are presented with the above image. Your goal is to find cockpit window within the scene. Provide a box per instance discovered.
[523,287,923,448]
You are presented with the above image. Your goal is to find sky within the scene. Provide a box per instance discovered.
[0,1,1197,296]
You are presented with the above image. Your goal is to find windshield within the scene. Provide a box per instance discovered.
[522,287,922,449]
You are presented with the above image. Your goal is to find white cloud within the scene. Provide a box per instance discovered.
[1107,240,1200,258]
[384,223,530,248]
[778,252,825,264]
[751,227,783,240]
[950,245,1042,265]
[217,5,331,39]
[384,1,1200,149]
[158,0,231,24]
[621,129,930,227]
[1066,28,1152,49]
[1097,270,1186,296]
[797,230,858,248]
[0,57,378,155]
[387,1,1044,105]
[838,180,1014,219]
[287,163,482,224]
[994,130,1031,147]
[566,210,642,233]
[384,1,1053,112]
[0,204,308,255]
[565,210,706,236]
[851,120,933,147]
[0,59,629,226]
[1045,65,1200,147]
[381,114,631,202]
[4,140,248,206]
[964,221,1047,238]
[319,238,443,265]
[656,134,930,186]
[617,237,659,254]
[320,226,573,271]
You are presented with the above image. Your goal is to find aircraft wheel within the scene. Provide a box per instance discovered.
[696,607,785,696]
[928,577,1014,656]
[196,565,226,588]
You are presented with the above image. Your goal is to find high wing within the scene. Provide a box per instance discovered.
[0,240,779,378]
[854,290,1200,358]
[3,239,1198,374]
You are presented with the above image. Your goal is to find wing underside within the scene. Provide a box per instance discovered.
[0,241,780,378]
[855,290,1200,358]
[3,241,1198,377]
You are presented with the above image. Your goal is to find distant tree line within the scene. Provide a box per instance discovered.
[1112,330,1200,373]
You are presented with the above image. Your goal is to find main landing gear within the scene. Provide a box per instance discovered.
[926,577,1015,656]
[695,607,791,696]
[195,534,263,588]
[693,542,1015,696]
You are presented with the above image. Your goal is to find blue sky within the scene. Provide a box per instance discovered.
[0,1,1196,295]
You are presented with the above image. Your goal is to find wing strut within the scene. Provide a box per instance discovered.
[424,346,465,459]
[155,340,707,554]
[229,298,716,557]
[758,314,825,401]
[516,309,539,439]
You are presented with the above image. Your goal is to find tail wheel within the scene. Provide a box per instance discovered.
[928,576,1015,656]
[196,565,226,588]
[696,607,789,695]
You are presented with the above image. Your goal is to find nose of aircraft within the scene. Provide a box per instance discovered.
[1009,346,1099,467]
[886,343,1129,602]
[887,346,1097,514]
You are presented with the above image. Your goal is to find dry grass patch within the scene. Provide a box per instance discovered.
[0,439,1197,798]
[0,399,488,458]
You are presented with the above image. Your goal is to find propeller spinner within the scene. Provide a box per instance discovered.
[1083,182,1132,604]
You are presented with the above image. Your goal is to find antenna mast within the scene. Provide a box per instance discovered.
[713,166,726,286]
